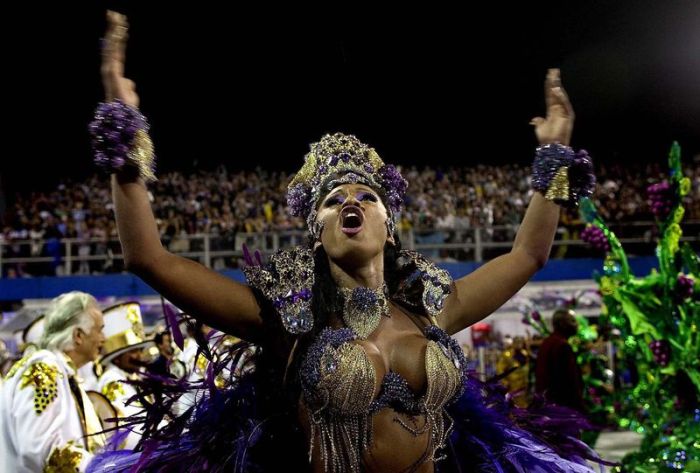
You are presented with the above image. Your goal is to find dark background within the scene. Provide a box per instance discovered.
[2,1,699,199]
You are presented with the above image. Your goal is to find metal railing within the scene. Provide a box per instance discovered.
[1,221,698,277]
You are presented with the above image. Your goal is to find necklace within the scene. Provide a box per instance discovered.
[337,283,390,339]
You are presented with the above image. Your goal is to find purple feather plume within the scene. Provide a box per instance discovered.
[162,302,185,351]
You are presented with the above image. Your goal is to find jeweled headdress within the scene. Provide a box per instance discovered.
[287,133,408,238]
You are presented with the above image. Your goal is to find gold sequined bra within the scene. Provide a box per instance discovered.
[300,324,466,473]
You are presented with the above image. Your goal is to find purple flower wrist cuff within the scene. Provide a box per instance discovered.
[89,99,156,182]
[532,143,595,208]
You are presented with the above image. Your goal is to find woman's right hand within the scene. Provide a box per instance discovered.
[101,10,139,108]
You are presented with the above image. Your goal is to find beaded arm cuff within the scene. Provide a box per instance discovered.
[89,99,156,182]
[531,143,595,208]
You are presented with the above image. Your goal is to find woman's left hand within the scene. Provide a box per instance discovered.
[530,68,574,146]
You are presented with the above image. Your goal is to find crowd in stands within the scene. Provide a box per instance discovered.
[2,160,699,277]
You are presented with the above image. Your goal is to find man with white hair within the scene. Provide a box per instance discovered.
[0,291,106,472]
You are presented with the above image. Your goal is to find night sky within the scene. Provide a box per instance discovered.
[2,1,699,198]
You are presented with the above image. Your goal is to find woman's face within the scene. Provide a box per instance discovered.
[315,183,391,265]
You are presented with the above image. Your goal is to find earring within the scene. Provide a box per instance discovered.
[386,219,397,244]
[311,220,325,240]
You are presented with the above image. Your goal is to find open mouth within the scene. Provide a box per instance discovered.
[340,205,364,235]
